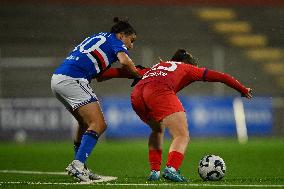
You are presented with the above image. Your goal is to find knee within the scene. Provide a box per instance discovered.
[185,134,190,144]
[151,126,164,134]
[88,121,107,135]
[100,122,107,133]
[177,132,190,144]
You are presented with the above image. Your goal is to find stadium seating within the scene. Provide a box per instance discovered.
[196,7,284,91]
[0,4,283,97]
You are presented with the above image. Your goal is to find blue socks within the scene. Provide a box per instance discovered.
[75,130,99,164]
[73,141,81,158]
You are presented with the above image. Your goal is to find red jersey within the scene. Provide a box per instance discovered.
[137,61,248,95]
[138,61,206,93]
[97,61,248,95]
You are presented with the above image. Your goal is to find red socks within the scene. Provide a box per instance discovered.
[149,150,162,171]
[149,150,184,171]
[166,151,184,170]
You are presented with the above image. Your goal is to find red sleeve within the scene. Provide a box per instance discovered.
[185,65,207,81]
[97,67,150,81]
[203,69,249,94]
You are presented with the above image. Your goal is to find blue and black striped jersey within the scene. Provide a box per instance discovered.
[54,32,128,82]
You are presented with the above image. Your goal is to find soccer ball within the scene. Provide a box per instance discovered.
[198,155,226,181]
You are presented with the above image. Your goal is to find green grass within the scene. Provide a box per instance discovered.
[0,138,284,189]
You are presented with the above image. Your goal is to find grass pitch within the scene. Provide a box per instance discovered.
[0,138,284,189]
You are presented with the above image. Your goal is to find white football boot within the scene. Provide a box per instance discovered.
[66,160,91,182]
[84,165,101,180]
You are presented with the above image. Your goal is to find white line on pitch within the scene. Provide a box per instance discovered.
[1,170,283,188]
[0,170,117,183]
[0,181,284,188]
[0,170,67,175]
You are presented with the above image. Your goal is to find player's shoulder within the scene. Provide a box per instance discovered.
[104,32,118,41]
[104,32,124,45]
[183,63,207,72]
[91,32,117,40]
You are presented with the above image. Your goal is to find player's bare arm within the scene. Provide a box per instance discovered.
[117,52,142,79]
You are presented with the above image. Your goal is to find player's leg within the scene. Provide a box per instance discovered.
[161,111,190,182]
[72,101,106,163]
[68,102,105,181]
[51,75,104,181]
[71,112,102,181]
[66,102,106,181]
[147,119,164,181]
[142,84,189,179]
[135,83,189,181]
[131,84,164,180]
[162,111,189,163]
[73,123,87,158]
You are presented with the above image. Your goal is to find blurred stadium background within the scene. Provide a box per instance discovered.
[0,0,284,142]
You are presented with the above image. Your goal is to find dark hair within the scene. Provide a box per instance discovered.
[171,49,198,66]
[110,17,136,36]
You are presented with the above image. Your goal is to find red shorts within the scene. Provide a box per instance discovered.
[131,82,185,123]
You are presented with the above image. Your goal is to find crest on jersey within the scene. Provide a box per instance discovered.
[122,44,128,50]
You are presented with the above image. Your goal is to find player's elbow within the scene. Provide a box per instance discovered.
[120,59,132,68]
[117,52,133,67]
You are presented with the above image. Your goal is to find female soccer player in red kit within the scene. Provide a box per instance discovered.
[130,49,252,182]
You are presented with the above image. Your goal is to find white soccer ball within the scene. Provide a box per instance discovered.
[198,155,226,181]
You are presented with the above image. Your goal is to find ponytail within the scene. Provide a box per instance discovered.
[171,49,198,66]
[110,17,136,36]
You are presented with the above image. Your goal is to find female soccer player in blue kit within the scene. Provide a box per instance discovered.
[51,17,142,182]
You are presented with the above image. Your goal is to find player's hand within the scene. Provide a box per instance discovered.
[131,77,141,87]
[242,88,253,99]
[130,65,148,87]
[135,65,146,70]
[136,65,150,78]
